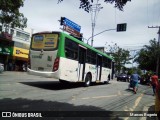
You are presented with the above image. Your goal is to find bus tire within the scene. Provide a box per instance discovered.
[59,80,69,85]
[84,73,91,87]
[104,80,109,84]
[104,74,110,84]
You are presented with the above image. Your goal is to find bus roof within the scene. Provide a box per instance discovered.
[32,31,113,60]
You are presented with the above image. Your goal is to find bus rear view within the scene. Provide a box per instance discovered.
[28,32,60,78]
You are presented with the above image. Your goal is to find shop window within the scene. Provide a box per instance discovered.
[16,31,30,41]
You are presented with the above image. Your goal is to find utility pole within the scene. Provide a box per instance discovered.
[89,0,103,46]
[148,26,160,75]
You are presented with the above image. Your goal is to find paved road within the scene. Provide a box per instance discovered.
[0,72,156,120]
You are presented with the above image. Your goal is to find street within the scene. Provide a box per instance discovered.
[0,72,156,120]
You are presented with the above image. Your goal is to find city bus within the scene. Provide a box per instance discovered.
[27,31,114,86]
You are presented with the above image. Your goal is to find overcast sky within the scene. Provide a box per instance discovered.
[20,0,160,50]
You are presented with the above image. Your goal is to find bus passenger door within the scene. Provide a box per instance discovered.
[96,55,102,81]
[78,46,86,81]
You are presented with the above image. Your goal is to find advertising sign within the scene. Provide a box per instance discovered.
[13,47,29,58]
[32,34,58,49]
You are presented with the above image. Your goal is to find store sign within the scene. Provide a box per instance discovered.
[0,46,12,55]
[13,47,29,58]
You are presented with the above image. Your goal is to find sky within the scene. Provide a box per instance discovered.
[20,0,160,51]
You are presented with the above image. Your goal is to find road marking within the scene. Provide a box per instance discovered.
[72,94,118,100]
[72,92,132,101]
[123,93,131,96]
[118,91,122,95]
[92,95,118,99]
[81,97,90,100]
[133,94,143,109]
[124,93,144,120]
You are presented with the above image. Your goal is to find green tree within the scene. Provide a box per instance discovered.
[134,39,160,72]
[112,48,131,74]
[0,0,27,29]
[58,0,130,12]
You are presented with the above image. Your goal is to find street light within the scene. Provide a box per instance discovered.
[89,0,103,46]
[87,28,116,45]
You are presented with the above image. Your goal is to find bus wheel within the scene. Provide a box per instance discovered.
[84,73,91,87]
[59,80,69,85]
[104,79,109,84]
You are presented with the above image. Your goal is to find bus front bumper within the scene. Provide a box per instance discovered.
[27,68,59,79]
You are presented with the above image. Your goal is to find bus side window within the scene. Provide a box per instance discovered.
[103,57,108,68]
[65,38,78,60]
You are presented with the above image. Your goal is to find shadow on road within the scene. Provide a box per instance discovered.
[20,81,83,90]
[20,81,108,90]
[125,89,134,94]
[0,98,123,120]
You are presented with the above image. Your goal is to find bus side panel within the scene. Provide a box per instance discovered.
[85,64,97,82]
[101,68,110,82]
[57,33,65,58]
[59,57,78,82]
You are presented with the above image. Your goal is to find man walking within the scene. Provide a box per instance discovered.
[151,72,159,96]
[130,71,140,94]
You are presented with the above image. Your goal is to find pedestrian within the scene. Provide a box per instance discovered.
[130,71,140,94]
[150,72,159,96]
[145,73,151,85]
[22,64,26,72]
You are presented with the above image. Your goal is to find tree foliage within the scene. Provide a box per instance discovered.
[0,0,27,29]
[112,48,131,74]
[58,0,130,12]
[134,39,160,72]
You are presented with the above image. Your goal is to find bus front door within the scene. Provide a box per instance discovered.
[78,46,86,81]
[96,55,102,81]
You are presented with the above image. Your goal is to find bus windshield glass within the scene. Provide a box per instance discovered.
[31,33,59,50]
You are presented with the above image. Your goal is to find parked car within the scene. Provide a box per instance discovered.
[117,74,129,82]
[0,63,4,73]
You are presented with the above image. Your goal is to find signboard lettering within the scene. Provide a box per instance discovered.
[60,17,81,37]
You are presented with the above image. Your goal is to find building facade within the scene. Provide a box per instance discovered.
[0,25,32,71]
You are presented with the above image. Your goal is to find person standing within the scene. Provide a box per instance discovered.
[151,72,159,96]
[130,71,140,94]
[145,73,151,85]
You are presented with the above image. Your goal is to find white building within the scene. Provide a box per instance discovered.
[0,24,33,44]
[0,24,33,71]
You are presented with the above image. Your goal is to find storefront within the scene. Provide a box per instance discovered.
[0,40,29,71]
[12,46,29,71]
[0,36,13,70]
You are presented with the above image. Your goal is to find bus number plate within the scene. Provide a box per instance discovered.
[38,67,44,71]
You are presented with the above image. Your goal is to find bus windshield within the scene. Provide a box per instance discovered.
[31,33,59,50]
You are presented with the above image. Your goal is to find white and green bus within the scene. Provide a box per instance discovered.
[27,31,114,86]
